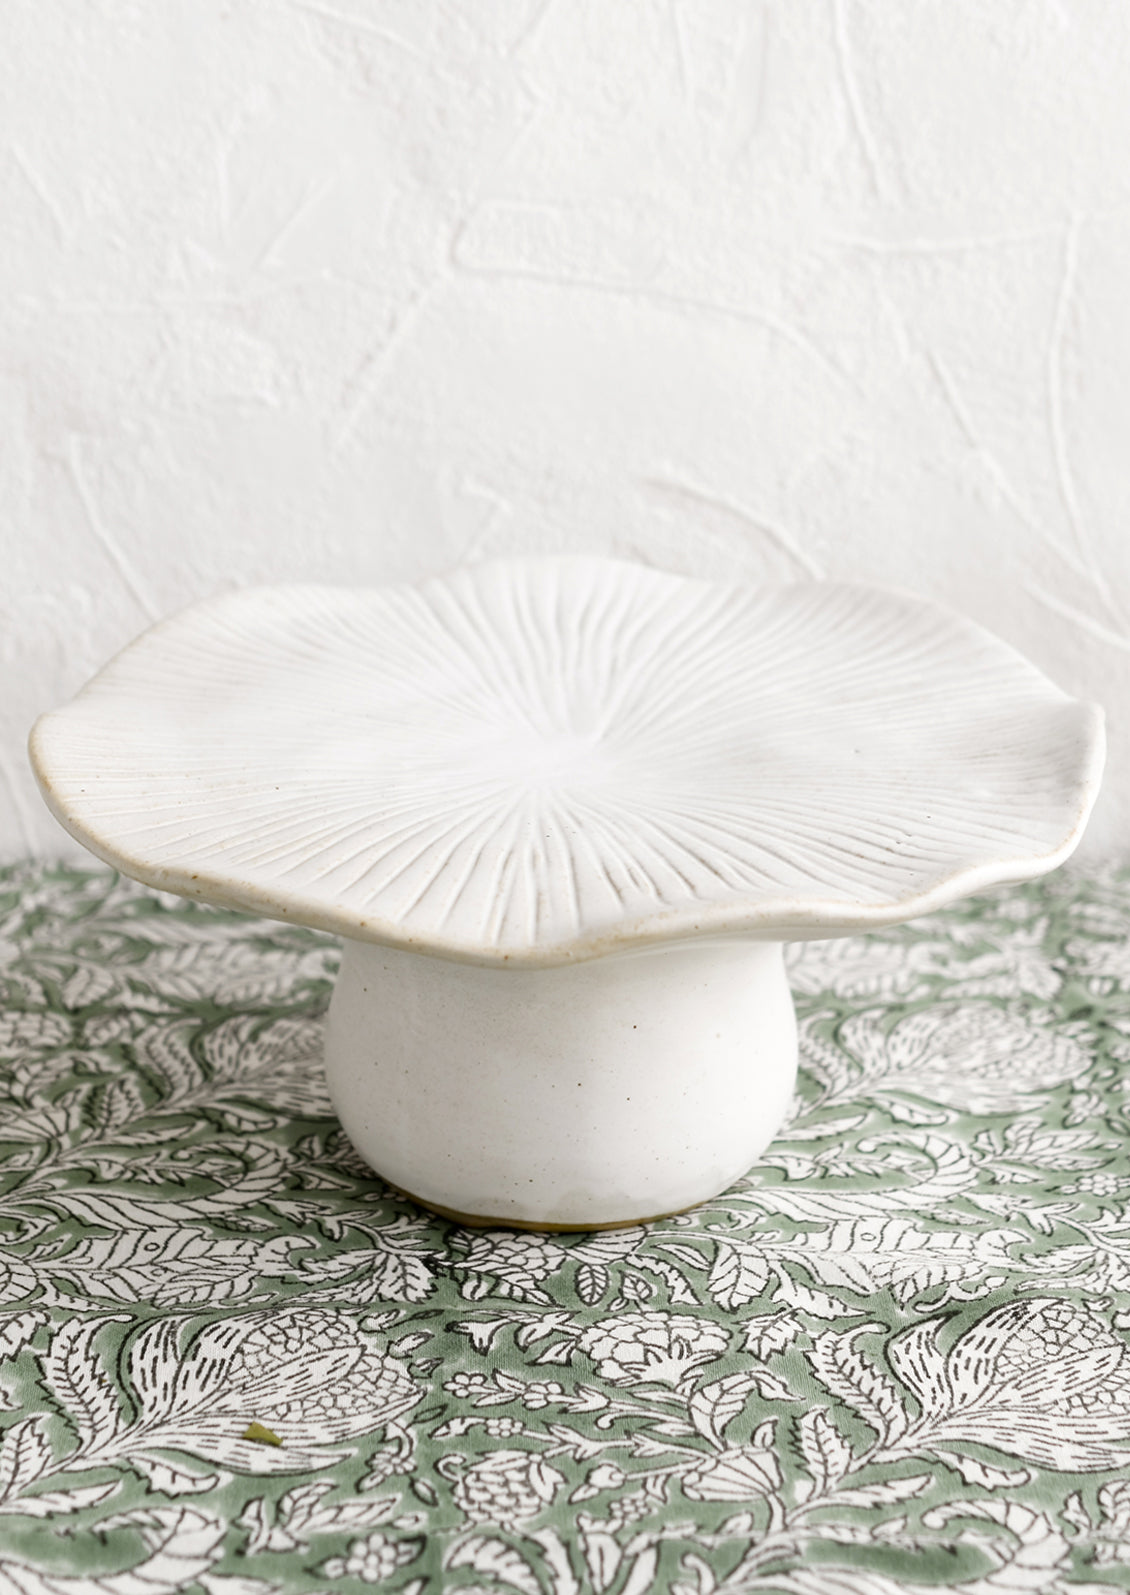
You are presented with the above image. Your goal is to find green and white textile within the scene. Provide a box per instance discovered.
[2,861,1130,1594]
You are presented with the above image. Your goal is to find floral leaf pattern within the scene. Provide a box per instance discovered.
[2,859,1130,1591]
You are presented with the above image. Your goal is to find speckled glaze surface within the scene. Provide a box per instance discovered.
[29,557,1105,1225]
[323,937,798,1227]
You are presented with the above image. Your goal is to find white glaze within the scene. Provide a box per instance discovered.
[29,557,1105,966]
[29,556,1105,1225]
[324,937,797,1228]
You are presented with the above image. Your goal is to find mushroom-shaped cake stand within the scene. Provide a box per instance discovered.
[31,558,1104,1230]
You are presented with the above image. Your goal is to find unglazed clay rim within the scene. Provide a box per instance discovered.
[382,1178,677,1233]
[29,556,1106,966]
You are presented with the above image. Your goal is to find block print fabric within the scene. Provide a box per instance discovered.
[1,861,1130,1593]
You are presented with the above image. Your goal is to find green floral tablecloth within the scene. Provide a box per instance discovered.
[3,861,1130,1595]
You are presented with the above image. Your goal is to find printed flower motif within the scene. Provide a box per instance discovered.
[579,1313,729,1385]
[681,1444,782,1501]
[456,1233,568,1300]
[569,1462,628,1503]
[793,913,1061,1004]
[223,1309,354,1374]
[836,1005,1090,1113]
[322,1530,422,1583]
[786,935,937,1001]
[987,1299,1111,1397]
[891,1298,1130,1470]
[483,1417,524,1438]
[935,923,1063,1001]
[1063,1171,1130,1196]
[600,1492,657,1527]
[446,1451,565,1528]
[445,1372,490,1399]
[12,862,1130,1589]
[123,1310,424,1470]
[459,1234,566,1278]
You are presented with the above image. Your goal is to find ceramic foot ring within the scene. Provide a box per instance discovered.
[30,557,1104,1229]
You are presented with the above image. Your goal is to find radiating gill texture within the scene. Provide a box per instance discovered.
[31,557,1102,963]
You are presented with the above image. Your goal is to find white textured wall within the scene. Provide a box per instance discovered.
[3,0,1128,858]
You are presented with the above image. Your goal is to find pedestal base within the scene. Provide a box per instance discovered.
[323,937,797,1230]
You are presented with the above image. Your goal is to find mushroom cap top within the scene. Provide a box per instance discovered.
[30,556,1103,966]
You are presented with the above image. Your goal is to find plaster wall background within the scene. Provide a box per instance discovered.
[2,0,1128,859]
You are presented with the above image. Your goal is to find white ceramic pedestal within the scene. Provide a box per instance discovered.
[323,938,797,1230]
[31,557,1105,1232]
